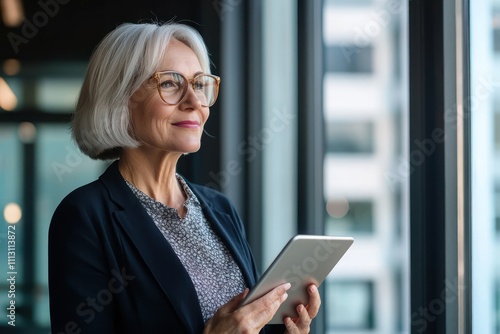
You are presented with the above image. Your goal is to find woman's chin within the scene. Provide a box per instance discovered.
[180,145,201,154]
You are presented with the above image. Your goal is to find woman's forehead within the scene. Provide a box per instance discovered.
[158,39,203,74]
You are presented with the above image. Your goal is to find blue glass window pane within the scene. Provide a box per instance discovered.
[34,124,108,326]
[0,125,24,326]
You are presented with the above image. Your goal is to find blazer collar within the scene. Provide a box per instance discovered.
[98,161,256,331]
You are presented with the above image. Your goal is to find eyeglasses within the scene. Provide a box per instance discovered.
[152,71,220,107]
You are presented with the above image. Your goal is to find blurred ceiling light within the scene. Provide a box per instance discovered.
[0,77,18,111]
[3,59,21,76]
[493,14,500,28]
[326,197,350,218]
[4,202,22,224]
[1,0,24,27]
[18,122,37,143]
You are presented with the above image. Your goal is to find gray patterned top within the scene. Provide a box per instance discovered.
[124,175,247,323]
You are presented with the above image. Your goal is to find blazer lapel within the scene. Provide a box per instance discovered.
[100,162,204,333]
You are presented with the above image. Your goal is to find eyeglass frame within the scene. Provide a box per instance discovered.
[151,70,221,107]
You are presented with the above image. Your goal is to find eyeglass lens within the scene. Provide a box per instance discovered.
[157,72,218,107]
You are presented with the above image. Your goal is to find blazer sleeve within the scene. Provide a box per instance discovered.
[48,197,115,333]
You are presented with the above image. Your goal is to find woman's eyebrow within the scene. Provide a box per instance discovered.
[157,70,206,78]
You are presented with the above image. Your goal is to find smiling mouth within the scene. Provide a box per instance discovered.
[172,121,200,128]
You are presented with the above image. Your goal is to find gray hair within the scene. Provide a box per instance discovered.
[72,22,211,160]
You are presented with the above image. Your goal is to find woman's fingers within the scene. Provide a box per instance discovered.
[283,304,312,333]
[237,282,291,325]
[204,284,291,334]
[305,284,321,319]
[203,288,260,334]
[283,284,321,334]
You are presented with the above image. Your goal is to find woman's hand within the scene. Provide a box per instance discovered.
[283,284,321,334]
[203,283,291,334]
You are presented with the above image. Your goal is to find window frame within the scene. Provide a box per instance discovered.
[409,0,471,333]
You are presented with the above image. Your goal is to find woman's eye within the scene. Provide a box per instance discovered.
[193,81,205,90]
[160,80,179,89]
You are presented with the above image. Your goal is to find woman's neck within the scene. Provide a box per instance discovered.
[118,149,187,214]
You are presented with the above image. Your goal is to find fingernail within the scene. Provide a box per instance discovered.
[309,285,316,293]
[281,293,288,302]
[284,283,292,290]
[297,305,303,312]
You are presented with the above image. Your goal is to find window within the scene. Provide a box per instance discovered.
[34,125,108,324]
[326,198,374,234]
[329,0,375,6]
[326,280,375,330]
[495,112,500,151]
[324,45,374,73]
[0,62,107,331]
[326,121,375,154]
[492,10,500,53]
[323,1,409,333]
[0,125,24,327]
[496,279,500,333]
[496,190,500,233]
[471,1,500,332]
[260,0,298,267]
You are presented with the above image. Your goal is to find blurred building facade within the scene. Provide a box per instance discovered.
[322,0,409,333]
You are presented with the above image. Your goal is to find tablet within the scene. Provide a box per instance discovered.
[241,235,354,324]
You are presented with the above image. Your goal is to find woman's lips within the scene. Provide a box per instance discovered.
[172,120,200,128]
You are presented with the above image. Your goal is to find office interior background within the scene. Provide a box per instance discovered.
[0,0,497,333]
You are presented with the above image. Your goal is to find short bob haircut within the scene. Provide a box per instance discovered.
[72,22,211,160]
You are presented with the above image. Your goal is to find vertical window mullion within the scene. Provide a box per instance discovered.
[297,0,325,331]
[409,0,449,332]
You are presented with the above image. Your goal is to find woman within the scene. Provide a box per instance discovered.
[48,22,320,333]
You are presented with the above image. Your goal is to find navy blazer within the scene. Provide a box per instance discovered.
[49,161,284,334]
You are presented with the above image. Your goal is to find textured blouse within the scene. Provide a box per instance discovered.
[125,176,247,323]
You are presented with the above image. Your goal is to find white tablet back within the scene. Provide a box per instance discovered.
[241,235,354,324]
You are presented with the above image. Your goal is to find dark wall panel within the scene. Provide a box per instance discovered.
[1,0,200,60]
